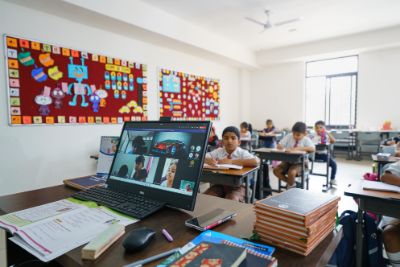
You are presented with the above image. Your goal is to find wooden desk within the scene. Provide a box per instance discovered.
[201,166,259,203]
[1,185,342,267]
[371,154,400,178]
[344,180,400,267]
[253,148,307,195]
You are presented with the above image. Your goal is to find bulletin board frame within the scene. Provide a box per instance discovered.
[3,34,148,126]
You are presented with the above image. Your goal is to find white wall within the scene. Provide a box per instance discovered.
[358,47,400,129]
[0,1,242,196]
[249,63,305,130]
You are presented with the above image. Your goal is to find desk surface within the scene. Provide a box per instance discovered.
[1,185,341,267]
[202,166,259,177]
[344,180,400,200]
[371,154,400,163]
[253,148,306,155]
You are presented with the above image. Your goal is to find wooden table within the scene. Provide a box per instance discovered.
[344,180,400,267]
[371,154,400,178]
[1,185,343,267]
[253,148,308,196]
[201,166,259,203]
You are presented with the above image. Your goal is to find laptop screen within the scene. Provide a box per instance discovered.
[107,121,211,210]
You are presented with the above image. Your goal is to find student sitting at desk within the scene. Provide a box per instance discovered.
[260,119,276,148]
[310,120,338,185]
[380,162,400,267]
[240,122,252,150]
[204,126,260,202]
[273,122,315,189]
[132,155,148,182]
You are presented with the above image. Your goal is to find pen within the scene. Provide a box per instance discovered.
[123,247,180,267]
[162,228,174,242]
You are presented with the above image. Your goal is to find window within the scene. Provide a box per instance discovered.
[305,56,358,128]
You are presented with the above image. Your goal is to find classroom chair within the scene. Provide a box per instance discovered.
[356,132,381,160]
[331,130,356,159]
[309,144,333,192]
[255,160,272,200]
[277,168,310,192]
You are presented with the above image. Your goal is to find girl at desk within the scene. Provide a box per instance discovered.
[380,162,400,267]
[260,119,276,148]
[204,126,260,202]
[240,122,252,150]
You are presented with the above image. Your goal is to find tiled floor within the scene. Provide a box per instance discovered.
[267,156,373,214]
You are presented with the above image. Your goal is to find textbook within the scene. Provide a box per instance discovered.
[254,189,340,256]
[203,163,243,170]
[0,198,136,262]
[159,230,277,267]
[168,242,246,267]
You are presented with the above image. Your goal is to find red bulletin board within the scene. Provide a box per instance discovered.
[158,68,220,121]
[4,35,148,126]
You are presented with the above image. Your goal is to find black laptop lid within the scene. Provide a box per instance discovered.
[107,121,211,211]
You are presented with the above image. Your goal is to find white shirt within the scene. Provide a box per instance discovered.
[240,131,252,141]
[206,147,255,160]
[279,133,315,149]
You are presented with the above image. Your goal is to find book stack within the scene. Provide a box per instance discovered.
[254,188,340,256]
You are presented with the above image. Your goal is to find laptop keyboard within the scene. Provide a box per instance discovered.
[72,187,165,219]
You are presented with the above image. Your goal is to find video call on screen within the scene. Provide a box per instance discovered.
[109,123,208,196]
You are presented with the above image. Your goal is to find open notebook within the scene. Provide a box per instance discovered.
[203,163,243,170]
[63,136,119,190]
[363,180,400,193]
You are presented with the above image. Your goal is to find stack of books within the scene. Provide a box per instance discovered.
[254,188,340,256]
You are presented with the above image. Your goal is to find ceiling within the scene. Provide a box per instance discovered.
[144,0,400,51]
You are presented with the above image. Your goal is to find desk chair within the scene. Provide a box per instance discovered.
[277,167,310,192]
[310,144,333,192]
[331,131,355,159]
[356,132,381,160]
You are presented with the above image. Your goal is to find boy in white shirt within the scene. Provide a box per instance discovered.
[273,122,315,189]
[204,126,260,202]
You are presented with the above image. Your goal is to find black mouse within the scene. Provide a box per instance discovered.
[123,227,155,252]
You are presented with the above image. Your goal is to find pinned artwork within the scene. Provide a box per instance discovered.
[4,35,148,125]
[158,69,220,121]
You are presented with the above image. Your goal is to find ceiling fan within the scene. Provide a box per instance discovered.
[245,10,302,32]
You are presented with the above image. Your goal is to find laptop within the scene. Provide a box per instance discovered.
[72,121,211,219]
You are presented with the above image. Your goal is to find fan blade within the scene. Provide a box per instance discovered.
[274,17,302,27]
[245,17,266,26]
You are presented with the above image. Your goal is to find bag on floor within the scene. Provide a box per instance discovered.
[327,210,384,267]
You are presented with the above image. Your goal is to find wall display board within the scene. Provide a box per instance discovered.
[4,35,148,125]
[158,68,220,121]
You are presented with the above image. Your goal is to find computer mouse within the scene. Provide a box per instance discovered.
[122,227,155,252]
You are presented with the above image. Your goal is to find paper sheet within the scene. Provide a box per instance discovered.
[1,199,138,262]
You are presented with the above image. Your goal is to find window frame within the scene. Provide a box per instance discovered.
[305,55,358,129]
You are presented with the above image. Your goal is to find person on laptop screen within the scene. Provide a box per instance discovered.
[132,155,148,182]
[160,159,178,187]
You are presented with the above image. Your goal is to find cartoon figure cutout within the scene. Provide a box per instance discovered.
[67,57,92,107]
[35,86,52,115]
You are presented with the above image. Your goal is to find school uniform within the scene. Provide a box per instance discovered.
[262,127,276,148]
[276,133,315,174]
[309,131,337,180]
[205,147,256,202]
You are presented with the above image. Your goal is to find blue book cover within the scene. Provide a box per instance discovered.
[158,230,275,266]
